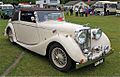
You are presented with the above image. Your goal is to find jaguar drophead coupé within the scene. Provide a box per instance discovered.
[5,7,112,72]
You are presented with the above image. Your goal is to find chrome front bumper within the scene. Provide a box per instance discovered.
[76,50,113,69]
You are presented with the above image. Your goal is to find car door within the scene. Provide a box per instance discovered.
[13,11,39,45]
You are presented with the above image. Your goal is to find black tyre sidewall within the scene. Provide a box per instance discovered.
[7,29,14,43]
[48,43,75,72]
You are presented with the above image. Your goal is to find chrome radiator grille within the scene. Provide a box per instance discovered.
[80,29,91,51]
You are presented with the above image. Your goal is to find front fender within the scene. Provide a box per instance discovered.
[48,34,88,63]
[91,32,111,53]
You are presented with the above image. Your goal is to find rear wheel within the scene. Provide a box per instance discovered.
[7,29,14,43]
[48,43,75,72]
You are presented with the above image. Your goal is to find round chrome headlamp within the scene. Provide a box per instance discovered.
[92,29,102,40]
[75,31,87,44]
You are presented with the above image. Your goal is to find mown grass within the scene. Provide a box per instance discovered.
[0,15,120,76]
[0,19,22,75]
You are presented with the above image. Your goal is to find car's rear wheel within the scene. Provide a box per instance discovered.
[48,43,75,72]
[7,29,14,43]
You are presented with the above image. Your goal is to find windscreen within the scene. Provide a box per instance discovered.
[37,11,64,22]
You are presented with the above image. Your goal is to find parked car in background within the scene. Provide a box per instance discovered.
[0,4,14,19]
[5,7,112,72]
[0,2,3,5]
[116,1,120,16]
[93,1,117,15]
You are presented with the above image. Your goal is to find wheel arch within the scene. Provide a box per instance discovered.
[46,41,62,57]
[5,23,17,42]
[45,35,87,63]
[6,27,11,35]
[5,23,14,35]
[47,41,76,72]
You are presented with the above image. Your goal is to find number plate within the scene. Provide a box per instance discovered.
[94,59,104,66]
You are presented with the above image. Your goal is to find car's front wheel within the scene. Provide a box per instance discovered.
[48,43,75,72]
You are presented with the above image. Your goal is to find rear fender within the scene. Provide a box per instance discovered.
[5,22,17,42]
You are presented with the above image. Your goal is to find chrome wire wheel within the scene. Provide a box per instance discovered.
[49,43,76,72]
[8,29,14,42]
[51,47,67,68]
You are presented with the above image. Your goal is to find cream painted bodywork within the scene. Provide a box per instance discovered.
[12,21,39,45]
[5,19,111,63]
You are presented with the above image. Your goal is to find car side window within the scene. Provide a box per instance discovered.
[20,11,36,23]
[12,12,19,21]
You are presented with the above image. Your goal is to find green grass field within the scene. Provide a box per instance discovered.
[0,16,120,76]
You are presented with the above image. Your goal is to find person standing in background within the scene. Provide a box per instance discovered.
[85,7,88,17]
[79,6,84,17]
[104,3,107,16]
[70,7,73,16]
[91,6,95,15]
[65,7,69,15]
[75,6,79,16]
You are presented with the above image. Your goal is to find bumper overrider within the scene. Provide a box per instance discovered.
[76,49,113,69]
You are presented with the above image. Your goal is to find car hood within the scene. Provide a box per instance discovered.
[39,21,89,35]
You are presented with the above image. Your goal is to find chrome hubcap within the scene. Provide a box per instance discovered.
[51,48,67,68]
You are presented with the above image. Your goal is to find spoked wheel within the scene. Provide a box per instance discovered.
[52,47,67,68]
[49,43,75,72]
[7,29,14,43]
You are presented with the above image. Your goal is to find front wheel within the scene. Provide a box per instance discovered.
[48,43,75,72]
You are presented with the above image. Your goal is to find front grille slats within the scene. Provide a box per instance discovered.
[80,29,91,51]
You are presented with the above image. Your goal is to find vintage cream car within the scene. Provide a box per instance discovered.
[5,7,112,72]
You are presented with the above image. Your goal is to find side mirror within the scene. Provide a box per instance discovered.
[31,16,36,23]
